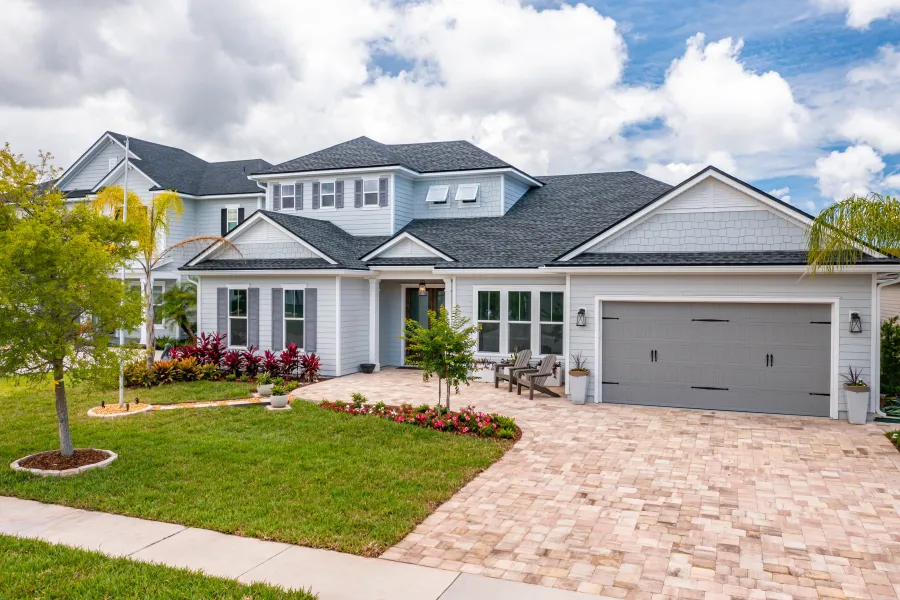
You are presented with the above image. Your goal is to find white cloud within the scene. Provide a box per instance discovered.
[815,144,885,200]
[835,48,900,154]
[769,187,792,204]
[814,0,900,28]
[884,174,900,191]
[644,151,737,185]
[838,109,900,154]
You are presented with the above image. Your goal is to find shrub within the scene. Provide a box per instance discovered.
[257,372,272,385]
[300,353,321,383]
[150,359,178,385]
[280,343,301,378]
[242,345,262,377]
[263,350,280,376]
[197,332,226,366]
[225,373,237,382]
[222,349,243,375]
[197,362,220,381]
[883,317,900,396]
[351,392,367,409]
[271,384,287,396]
[173,356,201,382]
[155,335,181,350]
[124,361,155,388]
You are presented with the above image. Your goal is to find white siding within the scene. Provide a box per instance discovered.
[198,274,341,377]
[63,139,126,191]
[661,179,760,213]
[379,281,403,366]
[568,273,874,416]
[265,174,392,236]
[503,175,530,213]
[882,284,900,321]
[340,278,370,376]
[393,174,415,232]
[412,175,502,220]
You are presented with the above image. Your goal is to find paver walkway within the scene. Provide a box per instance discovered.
[0,496,595,600]
[299,369,900,599]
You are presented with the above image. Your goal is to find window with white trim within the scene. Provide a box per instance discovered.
[507,291,531,353]
[152,284,164,326]
[284,289,304,349]
[228,289,248,347]
[226,207,239,232]
[363,179,379,206]
[455,183,479,203]
[425,185,449,204]
[108,157,117,172]
[282,184,295,210]
[477,291,500,353]
[321,182,335,208]
[539,291,564,355]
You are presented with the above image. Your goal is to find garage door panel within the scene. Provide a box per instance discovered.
[601,301,831,417]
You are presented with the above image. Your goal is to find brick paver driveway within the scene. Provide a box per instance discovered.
[299,369,900,599]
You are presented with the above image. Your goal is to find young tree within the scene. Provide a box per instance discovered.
[807,192,900,272]
[0,145,142,456]
[92,186,235,366]
[402,305,478,411]
[156,281,197,341]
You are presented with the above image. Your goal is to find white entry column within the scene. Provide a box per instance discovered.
[443,277,453,311]
[368,278,380,371]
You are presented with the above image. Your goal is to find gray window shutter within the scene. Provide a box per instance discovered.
[271,288,283,350]
[312,182,320,210]
[217,288,227,337]
[305,288,317,353]
[335,180,344,209]
[354,179,363,208]
[273,183,281,211]
[237,207,245,224]
[378,177,389,207]
[248,287,259,348]
[297,182,304,210]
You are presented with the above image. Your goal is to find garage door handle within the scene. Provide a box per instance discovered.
[691,386,729,391]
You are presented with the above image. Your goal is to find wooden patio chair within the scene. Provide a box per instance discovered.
[494,349,533,392]
[517,354,561,400]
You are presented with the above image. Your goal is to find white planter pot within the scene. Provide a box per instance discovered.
[471,368,495,383]
[568,371,589,405]
[845,385,869,425]
[257,384,273,397]
[270,395,289,409]
[546,369,564,387]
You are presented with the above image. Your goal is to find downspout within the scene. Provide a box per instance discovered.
[875,273,900,417]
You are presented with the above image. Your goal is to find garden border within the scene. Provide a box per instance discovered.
[10,449,118,477]
[87,404,154,418]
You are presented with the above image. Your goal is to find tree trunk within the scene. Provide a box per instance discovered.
[446,379,451,412]
[437,376,442,408]
[144,275,155,367]
[53,360,74,457]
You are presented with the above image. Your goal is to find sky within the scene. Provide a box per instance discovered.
[1,0,899,213]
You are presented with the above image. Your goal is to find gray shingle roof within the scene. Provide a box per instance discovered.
[256,136,522,176]
[551,251,900,267]
[106,132,270,196]
[185,258,337,270]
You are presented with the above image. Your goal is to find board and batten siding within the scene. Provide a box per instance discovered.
[379,281,403,367]
[567,273,874,416]
[412,175,502,220]
[340,278,370,376]
[393,174,415,232]
[265,174,392,236]
[63,139,128,191]
[503,175,530,213]
[198,275,339,377]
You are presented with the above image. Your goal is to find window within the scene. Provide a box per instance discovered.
[152,284,164,326]
[477,291,500,353]
[108,157,117,172]
[540,292,564,355]
[226,207,239,232]
[281,184,295,210]
[455,183,479,203]
[507,291,531,353]
[228,289,248,347]
[321,182,335,208]
[363,179,379,206]
[284,289,304,349]
[425,185,449,204]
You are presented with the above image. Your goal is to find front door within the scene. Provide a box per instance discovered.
[404,286,445,363]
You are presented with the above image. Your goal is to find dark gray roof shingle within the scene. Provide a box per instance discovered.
[185,258,337,270]
[551,251,900,267]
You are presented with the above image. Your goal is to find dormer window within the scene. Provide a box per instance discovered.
[282,184,295,209]
[321,182,336,208]
[426,185,449,204]
[363,179,379,206]
[456,183,479,203]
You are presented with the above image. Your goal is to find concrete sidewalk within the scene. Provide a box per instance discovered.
[1,497,599,600]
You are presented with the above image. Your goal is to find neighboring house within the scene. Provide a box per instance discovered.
[57,131,271,343]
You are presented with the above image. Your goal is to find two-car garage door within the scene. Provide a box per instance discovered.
[600,302,832,416]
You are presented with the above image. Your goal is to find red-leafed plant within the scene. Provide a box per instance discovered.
[279,343,301,378]
[242,345,262,377]
[196,332,226,366]
[300,352,321,383]
[222,349,243,375]
[262,350,280,375]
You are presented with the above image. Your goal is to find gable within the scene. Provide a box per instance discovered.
[213,219,319,260]
[378,237,444,258]
[63,139,126,191]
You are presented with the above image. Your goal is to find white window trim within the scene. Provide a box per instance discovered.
[425,185,449,205]
[476,290,502,354]
[227,286,249,349]
[226,205,240,233]
[507,291,532,354]
[281,182,296,210]
[538,291,565,356]
[473,285,565,358]
[283,287,306,352]
[362,178,380,207]
[320,180,336,210]
[455,183,480,204]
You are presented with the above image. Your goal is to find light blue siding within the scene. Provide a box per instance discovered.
[62,139,126,191]
[340,277,370,376]
[503,175,530,213]
[393,175,415,232]
[379,281,403,366]
[412,175,502,219]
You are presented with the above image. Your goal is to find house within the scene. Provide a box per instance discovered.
[56,131,271,343]
[59,133,900,420]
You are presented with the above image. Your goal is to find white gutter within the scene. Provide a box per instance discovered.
[875,273,900,417]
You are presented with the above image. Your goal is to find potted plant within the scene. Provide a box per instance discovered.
[256,372,273,397]
[269,384,289,409]
[546,360,564,387]
[470,358,497,383]
[842,366,869,425]
[359,363,376,374]
[568,352,590,405]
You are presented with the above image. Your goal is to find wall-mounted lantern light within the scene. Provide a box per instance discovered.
[418,281,427,296]
[849,311,862,333]
[576,308,587,327]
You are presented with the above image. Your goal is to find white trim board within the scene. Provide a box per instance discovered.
[591,295,841,420]
[57,133,141,189]
[362,232,454,262]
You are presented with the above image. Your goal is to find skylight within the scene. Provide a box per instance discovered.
[425,185,449,204]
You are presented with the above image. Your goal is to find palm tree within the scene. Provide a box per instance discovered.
[806,193,900,273]
[156,281,197,341]
[93,186,236,365]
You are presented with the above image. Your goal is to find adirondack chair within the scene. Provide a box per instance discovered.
[516,354,561,400]
[494,349,533,392]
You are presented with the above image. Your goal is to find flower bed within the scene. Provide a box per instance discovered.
[888,431,900,451]
[319,399,520,441]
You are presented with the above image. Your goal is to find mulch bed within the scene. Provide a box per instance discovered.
[19,449,111,471]
[90,402,153,415]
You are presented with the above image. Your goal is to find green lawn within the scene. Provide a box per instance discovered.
[0,534,314,599]
[0,380,508,555]
[115,380,256,405]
